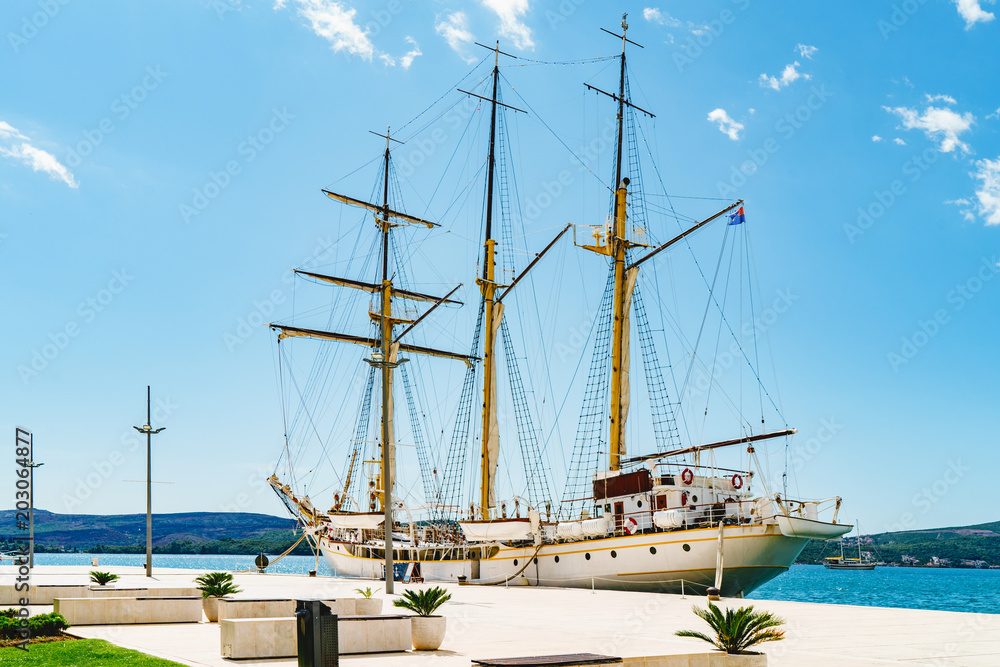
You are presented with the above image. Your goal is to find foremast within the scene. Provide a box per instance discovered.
[478,45,502,520]
[268,129,471,591]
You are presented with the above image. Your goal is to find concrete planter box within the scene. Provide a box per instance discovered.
[410,615,446,650]
[354,598,382,615]
[217,598,296,621]
[54,596,203,625]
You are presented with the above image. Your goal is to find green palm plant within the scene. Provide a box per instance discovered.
[89,571,119,586]
[675,601,785,654]
[194,571,242,598]
[392,586,451,616]
[355,587,375,599]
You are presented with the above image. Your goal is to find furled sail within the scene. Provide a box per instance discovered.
[618,266,639,454]
[486,302,504,508]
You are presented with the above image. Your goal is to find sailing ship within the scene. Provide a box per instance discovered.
[824,525,877,570]
[267,15,851,597]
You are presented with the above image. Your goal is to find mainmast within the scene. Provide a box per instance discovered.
[580,13,652,471]
[460,41,524,520]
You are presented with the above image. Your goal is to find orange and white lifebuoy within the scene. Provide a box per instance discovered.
[731,474,743,490]
[624,517,638,535]
[681,468,694,485]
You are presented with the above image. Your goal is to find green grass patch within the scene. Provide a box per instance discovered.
[0,638,185,666]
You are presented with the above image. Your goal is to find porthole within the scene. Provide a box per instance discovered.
[533,557,538,564]
[649,547,657,555]
[683,544,691,552]
[585,553,591,560]
[513,559,518,566]
[611,550,617,558]
[637,500,643,508]
[692,495,698,503]
[554,555,560,563]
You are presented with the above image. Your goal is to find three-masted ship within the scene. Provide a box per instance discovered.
[267,15,850,597]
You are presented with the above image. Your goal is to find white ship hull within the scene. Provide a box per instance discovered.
[319,522,809,597]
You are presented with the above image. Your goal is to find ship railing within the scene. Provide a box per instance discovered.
[766,494,842,523]
[603,498,761,538]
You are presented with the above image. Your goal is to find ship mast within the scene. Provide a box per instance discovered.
[579,13,653,471]
[459,41,525,520]
[376,126,396,591]
[479,44,501,520]
[268,128,474,593]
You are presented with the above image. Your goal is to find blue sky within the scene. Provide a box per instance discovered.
[2,0,999,536]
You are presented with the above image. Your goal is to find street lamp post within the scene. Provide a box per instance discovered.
[26,434,43,568]
[133,386,165,578]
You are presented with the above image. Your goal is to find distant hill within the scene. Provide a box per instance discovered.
[0,510,296,552]
[797,519,1000,567]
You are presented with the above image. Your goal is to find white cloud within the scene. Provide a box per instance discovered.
[954,0,995,29]
[643,7,680,27]
[482,0,533,50]
[796,44,818,59]
[884,103,975,154]
[399,37,421,69]
[872,135,884,142]
[946,198,976,222]
[971,157,1000,225]
[925,93,957,105]
[987,107,1000,120]
[436,12,476,63]
[894,137,907,145]
[759,61,809,91]
[707,108,744,141]
[0,121,28,141]
[0,141,78,189]
[280,0,378,61]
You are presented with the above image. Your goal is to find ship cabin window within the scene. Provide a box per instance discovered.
[661,475,675,486]
[637,500,643,508]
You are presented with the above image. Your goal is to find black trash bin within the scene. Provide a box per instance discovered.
[295,599,339,667]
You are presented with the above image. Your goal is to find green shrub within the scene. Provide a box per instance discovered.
[392,587,451,616]
[0,615,24,640]
[90,571,120,586]
[675,601,785,654]
[0,611,67,639]
[194,571,242,598]
[29,612,69,636]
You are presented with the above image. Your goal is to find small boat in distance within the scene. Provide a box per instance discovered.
[824,525,876,570]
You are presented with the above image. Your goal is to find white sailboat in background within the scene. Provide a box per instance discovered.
[267,14,851,597]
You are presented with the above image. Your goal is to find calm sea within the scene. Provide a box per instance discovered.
[749,563,1000,615]
[29,555,999,615]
